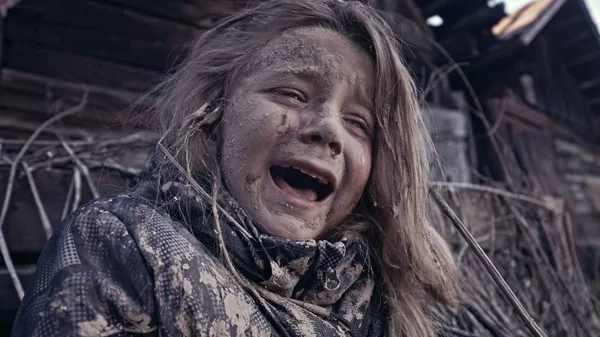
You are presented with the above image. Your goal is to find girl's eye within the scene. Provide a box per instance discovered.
[274,88,306,103]
[345,117,372,136]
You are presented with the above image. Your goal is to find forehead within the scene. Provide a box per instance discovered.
[250,27,374,84]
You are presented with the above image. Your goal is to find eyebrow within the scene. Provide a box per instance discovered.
[266,66,330,84]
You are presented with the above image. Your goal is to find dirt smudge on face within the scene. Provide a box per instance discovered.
[277,112,289,134]
[249,27,360,96]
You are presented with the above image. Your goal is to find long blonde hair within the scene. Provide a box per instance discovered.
[144,1,460,335]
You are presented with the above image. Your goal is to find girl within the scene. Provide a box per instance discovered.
[12,1,459,336]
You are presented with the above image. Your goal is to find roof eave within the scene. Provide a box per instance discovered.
[519,0,567,46]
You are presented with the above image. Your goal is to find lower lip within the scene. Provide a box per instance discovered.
[268,172,331,208]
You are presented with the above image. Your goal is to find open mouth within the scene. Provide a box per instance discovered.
[269,165,334,202]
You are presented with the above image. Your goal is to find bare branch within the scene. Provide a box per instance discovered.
[22,162,53,239]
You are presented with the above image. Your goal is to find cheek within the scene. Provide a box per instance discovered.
[327,146,371,227]
[349,141,372,184]
[340,144,372,205]
[221,97,295,178]
[353,151,372,193]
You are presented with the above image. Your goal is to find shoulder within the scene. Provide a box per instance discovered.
[57,195,158,261]
[73,197,272,335]
[14,195,160,336]
[68,194,222,274]
[36,194,161,284]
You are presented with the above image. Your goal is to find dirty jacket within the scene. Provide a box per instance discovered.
[12,152,387,337]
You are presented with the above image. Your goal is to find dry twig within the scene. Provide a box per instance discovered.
[431,189,548,337]
[22,162,53,239]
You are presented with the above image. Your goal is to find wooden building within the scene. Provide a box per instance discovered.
[424,0,600,278]
[1,0,599,335]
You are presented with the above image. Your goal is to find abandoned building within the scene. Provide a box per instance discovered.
[1,0,599,335]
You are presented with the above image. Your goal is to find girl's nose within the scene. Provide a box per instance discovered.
[299,113,343,157]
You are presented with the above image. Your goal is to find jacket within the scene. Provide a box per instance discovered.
[12,151,386,337]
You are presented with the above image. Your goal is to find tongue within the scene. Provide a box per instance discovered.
[272,175,318,201]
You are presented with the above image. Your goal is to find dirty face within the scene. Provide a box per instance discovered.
[220,27,374,240]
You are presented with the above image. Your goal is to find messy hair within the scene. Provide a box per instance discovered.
[146,0,459,335]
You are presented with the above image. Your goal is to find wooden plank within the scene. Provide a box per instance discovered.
[14,0,196,47]
[0,265,35,311]
[438,32,479,63]
[558,41,598,65]
[98,0,243,27]
[0,84,135,130]
[560,31,592,48]
[0,16,3,67]
[3,44,162,92]
[4,12,178,70]
[0,108,114,139]
[588,97,600,106]
[548,16,585,32]
[484,89,567,196]
[446,5,505,35]
[572,61,600,87]
[421,0,462,17]
[582,85,600,101]
[549,18,587,42]
[503,93,550,129]
[0,69,139,108]
[568,51,600,68]
[0,86,51,116]
[0,69,142,130]
[581,77,600,91]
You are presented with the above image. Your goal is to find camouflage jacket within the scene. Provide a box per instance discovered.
[12,155,387,337]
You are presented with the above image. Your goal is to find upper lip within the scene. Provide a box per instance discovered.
[270,158,338,190]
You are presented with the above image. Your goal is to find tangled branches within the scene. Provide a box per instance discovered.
[0,92,154,299]
[430,185,600,336]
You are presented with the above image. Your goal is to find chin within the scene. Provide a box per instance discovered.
[255,211,325,240]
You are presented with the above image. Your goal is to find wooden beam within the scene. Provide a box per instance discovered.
[15,0,195,48]
[4,13,177,70]
[570,59,600,81]
[519,0,566,45]
[587,97,600,106]
[0,15,3,68]
[5,44,160,92]
[548,16,585,32]
[561,31,592,48]
[0,69,147,131]
[568,51,600,68]
[421,0,461,17]
[582,85,600,100]
[0,68,138,103]
[0,112,95,139]
[447,5,505,35]
[580,76,600,91]
[98,0,242,28]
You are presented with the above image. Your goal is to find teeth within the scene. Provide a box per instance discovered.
[288,165,329,185]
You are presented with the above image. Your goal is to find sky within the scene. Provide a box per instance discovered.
[503,0,600,28]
